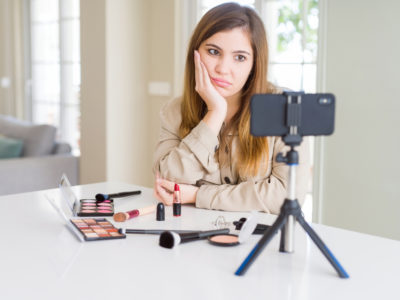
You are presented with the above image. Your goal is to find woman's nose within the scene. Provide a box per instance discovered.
[215,56,230,75]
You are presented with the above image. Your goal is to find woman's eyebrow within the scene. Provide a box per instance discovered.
[233,50,251,56]
[205,43,251,56]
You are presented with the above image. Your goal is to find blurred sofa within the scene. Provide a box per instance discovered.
[0,115,79,196]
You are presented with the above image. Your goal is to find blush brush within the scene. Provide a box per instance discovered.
[159,228,230,249]
[113,205,156,222]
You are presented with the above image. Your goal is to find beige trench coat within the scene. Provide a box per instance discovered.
[153,97,310,214]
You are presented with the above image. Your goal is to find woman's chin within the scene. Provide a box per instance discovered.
[216,87,242,102]
[215,86,232,98]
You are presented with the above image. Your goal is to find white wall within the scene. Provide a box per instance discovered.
[80,0,175,187]
[106,0,151,186]
[320,0,400,240]
[148,0,176,175]
[80,0,107,184]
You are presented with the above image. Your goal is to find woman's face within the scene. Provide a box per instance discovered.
[198,27,254,101]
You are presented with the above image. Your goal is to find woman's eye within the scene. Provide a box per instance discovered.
[235,55,246,62]
[208,49,219,55]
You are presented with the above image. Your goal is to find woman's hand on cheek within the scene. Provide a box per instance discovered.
[194,50,227,115]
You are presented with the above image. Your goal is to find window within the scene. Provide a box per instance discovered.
[27,0,81,154]
[263,0,318,92]
[198,0,257,17]
[196,0,319,221]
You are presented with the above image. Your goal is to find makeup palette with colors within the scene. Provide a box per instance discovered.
[70,218,126,241]
[77,199,114,216]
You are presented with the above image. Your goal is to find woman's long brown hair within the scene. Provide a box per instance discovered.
[179,2,275,178]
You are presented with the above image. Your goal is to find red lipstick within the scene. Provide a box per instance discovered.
[173,184,181,217]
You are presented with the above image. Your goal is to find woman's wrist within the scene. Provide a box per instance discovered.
[207,100,227,114]
[203,109,226,135]
[182,186,199,204]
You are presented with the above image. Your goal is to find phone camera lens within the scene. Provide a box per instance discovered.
[319,97,331,105]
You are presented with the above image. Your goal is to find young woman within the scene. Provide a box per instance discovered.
[153,2,310,214]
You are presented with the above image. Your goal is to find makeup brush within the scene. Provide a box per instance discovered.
[159,228,230,249]
[95,190,141,201]
[119,228,198,235]
[113,205,156,222]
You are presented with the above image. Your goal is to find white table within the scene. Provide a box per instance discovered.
[0,182,399,300]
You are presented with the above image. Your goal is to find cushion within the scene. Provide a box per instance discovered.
[0,115,57,157]
[0,136,24,159]
[53,142,72,154]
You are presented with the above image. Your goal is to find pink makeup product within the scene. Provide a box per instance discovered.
[113,205,156,222]
[173,184,181,217]
[77,198,115,217]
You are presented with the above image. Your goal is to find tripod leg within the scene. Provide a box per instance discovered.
[279,215,295,252]
[279,223,286,252]
[296,215,349,278]
[235,213,287,276]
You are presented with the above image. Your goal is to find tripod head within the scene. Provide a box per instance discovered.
[276,91,304,165]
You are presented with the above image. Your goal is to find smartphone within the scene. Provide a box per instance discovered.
[250,93,335,136]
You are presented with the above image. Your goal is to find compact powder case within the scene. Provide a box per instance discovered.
[208,234,240,246]
[208,213,259,247]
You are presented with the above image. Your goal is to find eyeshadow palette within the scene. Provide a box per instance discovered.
[77,199,114,217]
[70,218,126,241]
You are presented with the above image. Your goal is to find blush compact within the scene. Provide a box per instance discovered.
[208,234,239,246]
[208,213,259,247]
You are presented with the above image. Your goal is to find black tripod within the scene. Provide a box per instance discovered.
[235,93,349,278]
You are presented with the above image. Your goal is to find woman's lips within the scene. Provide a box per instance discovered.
[211,77,232,88]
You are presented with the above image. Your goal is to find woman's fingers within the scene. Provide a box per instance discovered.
[156,182,173,205]
[154,176,199,205]
[154,185,167,205]
[200,59,212,87]
[153,188,162,202]
[158,178,175,193]
[195,50,212,91]
[156,175,175,193]
[154,174,173,205]
[194,50,203,91]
